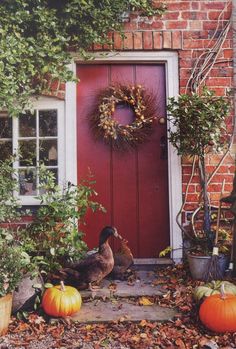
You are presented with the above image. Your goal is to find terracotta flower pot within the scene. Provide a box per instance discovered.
[0,293,13,336]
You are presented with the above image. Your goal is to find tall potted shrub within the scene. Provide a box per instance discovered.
[0,232,30,335]
[0,158,32,333]
[167,88,230,278]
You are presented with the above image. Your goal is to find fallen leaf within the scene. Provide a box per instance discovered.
[201,340,219,349]
[175,338,186,348]
[140,333,147,339]
[199,337,211,347]
[108,282,117,292]
[139,319,148,327]
[12,322,30,333]
[175,318,183,327]
[131,335,140,342]
[139,296,154,306]
[34,316,46,325]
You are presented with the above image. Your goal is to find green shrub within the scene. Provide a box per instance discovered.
[167,88,230,157]
[20,166,106,277]
[0,157,21,223]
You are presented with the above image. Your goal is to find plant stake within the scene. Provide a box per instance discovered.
[225,239,234,277]
[204,179,225,281]
[199,154,212,245]
[221,167,236,276]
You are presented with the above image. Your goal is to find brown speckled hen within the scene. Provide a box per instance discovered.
[111,239,134,280]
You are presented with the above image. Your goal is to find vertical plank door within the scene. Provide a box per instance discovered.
[77,64,169,257]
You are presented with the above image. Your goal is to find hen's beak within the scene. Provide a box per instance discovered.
[113,228,122,239]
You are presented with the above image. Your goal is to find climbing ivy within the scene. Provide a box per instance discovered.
[0,0,165,117]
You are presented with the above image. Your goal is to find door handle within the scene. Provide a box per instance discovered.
[160,135,168,160]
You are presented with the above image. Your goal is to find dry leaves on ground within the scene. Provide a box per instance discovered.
[2,264,236,349]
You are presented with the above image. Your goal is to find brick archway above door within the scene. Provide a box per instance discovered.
[93,30,183,51]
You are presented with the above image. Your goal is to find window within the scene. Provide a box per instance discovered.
[0,98,65,205]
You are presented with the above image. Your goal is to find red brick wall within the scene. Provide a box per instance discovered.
[41,0,235,224]
[91,0,235,220]
[44,79,65,100]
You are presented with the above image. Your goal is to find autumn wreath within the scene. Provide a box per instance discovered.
[90,85,158,150]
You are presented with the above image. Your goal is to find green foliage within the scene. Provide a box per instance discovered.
[0,158,105,291]
[167,88,230,158]
[20,166,106,276]
[0,158,32,296]
[159,246,172,257]
[0,237,31,297]
[168,88,231,249]
[0,157,21,222]
[0,0,165,117]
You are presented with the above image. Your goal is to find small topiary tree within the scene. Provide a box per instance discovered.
[167,87,230,249]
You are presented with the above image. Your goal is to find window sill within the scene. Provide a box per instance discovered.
[18,196,41,206]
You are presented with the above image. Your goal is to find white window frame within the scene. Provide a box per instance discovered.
[10,97,65,205]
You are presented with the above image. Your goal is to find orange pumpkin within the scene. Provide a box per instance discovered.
[42,281,82,317]
[199,283,236,333]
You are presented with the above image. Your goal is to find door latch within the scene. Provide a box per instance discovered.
[160,135,168,160]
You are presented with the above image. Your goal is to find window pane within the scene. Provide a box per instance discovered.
[19,169,37,196]
[0,114,12,138]
[19,111,36,137]
[19,140,36,166]
[39,110,57,137]
[39,140,58,166]
[50,168,58,183]
[0,141,12,161]
[39,168,58,194]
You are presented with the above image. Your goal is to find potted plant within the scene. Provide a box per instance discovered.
[0,229,31,335]
[0,157,40,318]
[167,87,231,279]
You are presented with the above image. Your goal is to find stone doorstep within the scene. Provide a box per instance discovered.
[71,269,177,324]
[71,299,176,323]
[80,270,164,299]
[133,258,173,266]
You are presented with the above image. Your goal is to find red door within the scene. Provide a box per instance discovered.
[77,64,169,258]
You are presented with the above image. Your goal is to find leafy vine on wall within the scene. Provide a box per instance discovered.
[0,0,165,117]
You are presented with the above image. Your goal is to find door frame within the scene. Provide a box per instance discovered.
[65,51,182,261]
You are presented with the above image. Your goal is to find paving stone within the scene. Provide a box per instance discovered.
[71,298,176,323]
[71,269,176,323]
[80,270,163,298]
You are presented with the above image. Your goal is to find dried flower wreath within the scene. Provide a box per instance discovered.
[90,85,158,150]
